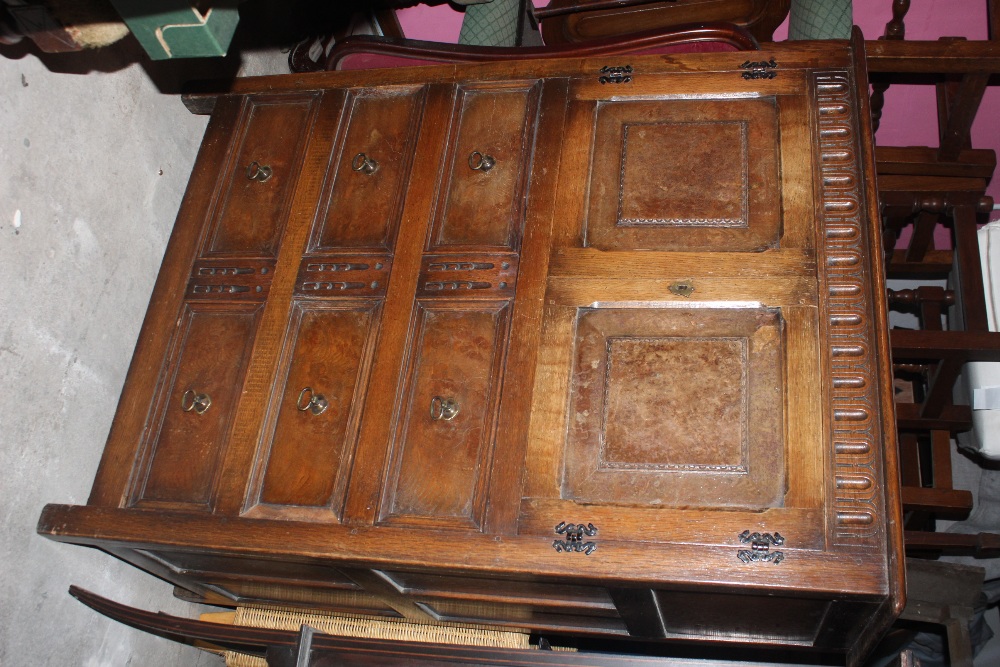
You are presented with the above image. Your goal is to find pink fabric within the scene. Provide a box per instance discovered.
[336,52,447,71]
[623,40,740,56]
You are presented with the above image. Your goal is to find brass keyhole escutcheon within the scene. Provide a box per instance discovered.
[669,280,695,298]
[351,152,378,175]
[468,150,495,172]
[246,160,272,182]
[180,389,212,415]
[296,387,329,416]
[430,396,460,421]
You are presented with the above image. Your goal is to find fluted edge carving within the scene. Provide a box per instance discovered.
[814,72,883,544]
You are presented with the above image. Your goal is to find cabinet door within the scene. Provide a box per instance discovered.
[520,70,828,554]
[205,94,319,258]
[377,82,541,530]
[128,302,261,510]
[126,94,321,511]
[243,87,425,522]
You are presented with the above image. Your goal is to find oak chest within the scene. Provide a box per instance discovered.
[39,36,903,664]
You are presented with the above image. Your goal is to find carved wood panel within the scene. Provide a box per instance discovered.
[563,307,785,509]
[206,93,320,258]
[430,82,540,251]
[248,301,380,520]
[130,302,261,509]
[310,87,425,253]
[586,98,781,252]
[380,301,511,529]
[812,72,886,546]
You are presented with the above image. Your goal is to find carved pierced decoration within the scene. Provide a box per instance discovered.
[192,284,251,295]
[814,72,882,544]
[553,522,598,555]
[301,281,368,292]
[428,262,494,272]
[417,255,517,298]
[737,530,785,564]
[305,262,371,272]
[599,65,633,84]
[424,281,492,292]
[187,260,273,300]
[741,58,778,80]
[197,266,253,276]
[294,256,390,297]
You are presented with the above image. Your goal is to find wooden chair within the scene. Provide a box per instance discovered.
[868,0,1000,166]
[322,22,758,71]
[534,0,789,46]
[868,3,1000,554]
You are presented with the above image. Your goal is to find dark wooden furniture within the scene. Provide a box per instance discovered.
[39,33,902,665]
[323,22,757,71]
[537,0,789,45]
[866,0,1000,167]
[67,585,820,667]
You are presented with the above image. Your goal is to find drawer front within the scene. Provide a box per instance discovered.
[130,302,261,509]
[205,93,320,257]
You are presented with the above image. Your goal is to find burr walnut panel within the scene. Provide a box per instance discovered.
[563,307,785,509]
[586,98,781,252]
[206,94,319,257]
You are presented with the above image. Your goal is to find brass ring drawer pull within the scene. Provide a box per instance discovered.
[180,390,212,415]
[430,396,459,421]
[468,150,495,172]
[351,152,379,175]
[296,387,329,415]
[246,160,273,182]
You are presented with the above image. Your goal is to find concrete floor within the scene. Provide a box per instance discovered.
[0,33,285,666]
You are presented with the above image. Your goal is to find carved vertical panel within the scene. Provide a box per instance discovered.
[251,301,380,519]
[206,93,320,258]
[131,303,261,510]
[310,87,426,253]
[814,72,883,544]
[380,301,511,529]
[430,82,541,251]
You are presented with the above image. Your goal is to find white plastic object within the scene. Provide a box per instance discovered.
[961,221,1000,459]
